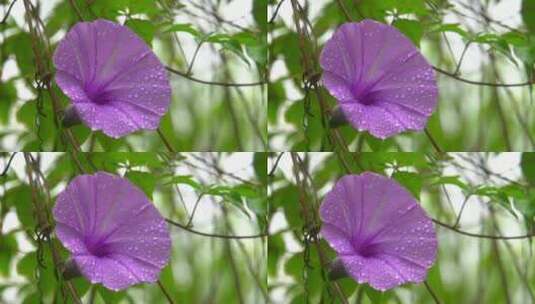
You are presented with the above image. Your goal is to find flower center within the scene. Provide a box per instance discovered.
[352,84,378,106]
[85,84,111,105]
[352,238,380,258]
[86,239,111,257]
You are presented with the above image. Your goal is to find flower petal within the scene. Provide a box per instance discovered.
[320,20,438,138]
[53,19,171,137]
[320,224,354,256]
[320,172,437,291]
[74,255,139,291]
[53,172,171,290]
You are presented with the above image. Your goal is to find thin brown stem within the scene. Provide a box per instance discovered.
[0,0,17,24]
[269,0,286,24]
[453,195,470,228]
[165,218,268,239]
[432,218,535,240]
[165,66,266,87]
[0,152,17,176]
[68,0,84,21]
[157,128,176,152]
[433,66,533,87]
[268,152,284,177]
[425,128,443,154]
[335,0,352,21]
[185,193,204,227]
[424,280,441,304]
[157,280,175,304]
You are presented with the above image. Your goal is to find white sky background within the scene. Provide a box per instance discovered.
[269,152,527,302]
[0,152,259,303]
[0,0,260,150]
[268,0,527,150]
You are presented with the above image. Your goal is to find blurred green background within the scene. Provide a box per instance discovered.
[0,0,267,151]
[268,0,535,151]
[0,152,267,303]
[268,152,535,303]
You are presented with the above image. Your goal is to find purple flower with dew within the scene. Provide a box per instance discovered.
[53,19,171,138]
[320,20,438,139]
[53,172,171,291]
[319,172,437,291]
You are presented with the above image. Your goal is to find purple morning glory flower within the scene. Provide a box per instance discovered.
[320,20,438,139]
[319,172,437,291]
[53,172,171,291]
[53,19,171,138]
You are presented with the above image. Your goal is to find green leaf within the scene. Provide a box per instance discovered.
[17,250,56,296]
[428,23,469,39]
[431,175,469,190]
[393,19,423,46]
[363,285,392,303]
[272,32,301,77]
[163,23,201,37]
[22,292,40,304]
[285,252,304,279]
[253,153,267,184]
[128,0,160,15]
[522,0,535,33]
[0,233,18,275]
[206,33,253,65]
[95,285,128,303]
[0,81,17,124]
[252,0,267,32]
[246,197,268,219]
[44,1,71,37]
[125,18,156,46]
[17,252,37,279]
[268,233,285,276]
[4,32,35,76]
[87,0,129,18]
[521,153,535,185]
[392,171,423,199]
[5,185,34,227]
[166,175,202,190]
[125,170,156,199]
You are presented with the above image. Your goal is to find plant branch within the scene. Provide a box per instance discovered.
[165,66,266,87]
[424,280,441,304]
[157,280,175,304]
[165,218,268,239]
[0,152,17,176]
[269,0,286,24]
[432,218,535,240]
[424,128,443,154]
[433,66,533,88]
[268,152,284,177]
[0,0,17,24]
[157,128,176,153]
